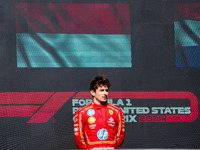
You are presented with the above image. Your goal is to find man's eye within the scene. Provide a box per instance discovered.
[99,89,108,92]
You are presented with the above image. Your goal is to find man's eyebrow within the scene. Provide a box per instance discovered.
[99,89,109,91]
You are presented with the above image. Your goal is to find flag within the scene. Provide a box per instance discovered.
[174,3,200,67]
[16,3,131,68]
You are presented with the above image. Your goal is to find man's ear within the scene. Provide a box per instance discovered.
[90,90,95,97]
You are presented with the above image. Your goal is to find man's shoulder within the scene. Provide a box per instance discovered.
[77,103,93,113]
[107,103,122,112]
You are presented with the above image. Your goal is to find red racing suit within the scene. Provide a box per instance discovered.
[74,102,125,149]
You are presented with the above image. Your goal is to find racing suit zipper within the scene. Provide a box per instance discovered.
[101,107,107,148]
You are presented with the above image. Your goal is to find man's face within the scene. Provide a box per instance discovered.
[91,85,109,105]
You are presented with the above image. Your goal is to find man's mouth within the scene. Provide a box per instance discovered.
[102,96,107,99]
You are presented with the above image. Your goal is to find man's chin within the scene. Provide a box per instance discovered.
[102,99,107,102]
[100,100,107,105]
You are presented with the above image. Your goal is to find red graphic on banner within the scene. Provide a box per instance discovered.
[0,106,40,117]
[0,92,75,123]
[0,92,54,104]
[139,115,166,122]
[27,92,75,123]
[74,92,199,122]
[0,92,198,123]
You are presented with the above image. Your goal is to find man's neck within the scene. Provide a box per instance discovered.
[93,99,107,106]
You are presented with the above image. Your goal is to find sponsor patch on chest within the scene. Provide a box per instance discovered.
[89,124,97,129]
[97,129,108,140]
[107,117,116,126]
[88,116,96,124]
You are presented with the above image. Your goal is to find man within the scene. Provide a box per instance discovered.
[74,75,125,149]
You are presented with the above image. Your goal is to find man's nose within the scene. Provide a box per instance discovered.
[103,90,108,95]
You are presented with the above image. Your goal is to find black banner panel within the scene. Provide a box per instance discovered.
[0,0,200,149]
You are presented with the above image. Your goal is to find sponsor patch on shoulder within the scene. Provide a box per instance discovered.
[87,109,95,116]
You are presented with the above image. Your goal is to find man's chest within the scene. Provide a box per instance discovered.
[83,107,118,129]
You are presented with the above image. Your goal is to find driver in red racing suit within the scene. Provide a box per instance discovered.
[74,75,125,149]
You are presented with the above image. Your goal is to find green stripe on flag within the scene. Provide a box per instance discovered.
[175,20,200,46]
[17,33,131,68]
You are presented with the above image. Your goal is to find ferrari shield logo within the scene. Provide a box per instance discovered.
[109,110,113,115]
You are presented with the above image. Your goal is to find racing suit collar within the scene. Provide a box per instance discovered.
[92,101,108,108]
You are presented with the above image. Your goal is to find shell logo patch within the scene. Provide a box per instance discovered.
[88,117,96,124]
[109,110,113,115]
[87,109,95,116]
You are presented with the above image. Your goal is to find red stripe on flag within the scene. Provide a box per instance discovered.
[174,3,200,21]
[27,92,75,123]
[0,106,40,117]
[15,3,130,34]
[0,92,54,104]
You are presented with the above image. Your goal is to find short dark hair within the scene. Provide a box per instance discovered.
[89,75,111,92]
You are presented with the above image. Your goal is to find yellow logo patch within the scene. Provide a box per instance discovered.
[109,110,113,115]
[88,117,96,124]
